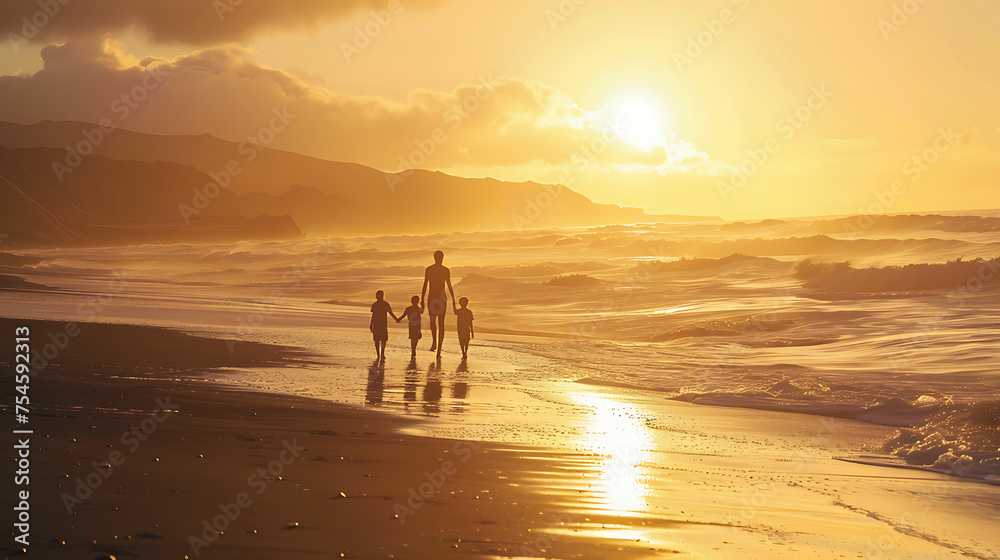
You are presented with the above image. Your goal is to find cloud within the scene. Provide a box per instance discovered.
[0,0,442,44]
[0,38,722,176]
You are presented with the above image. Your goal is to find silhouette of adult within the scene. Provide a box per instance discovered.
[421,250,456,356]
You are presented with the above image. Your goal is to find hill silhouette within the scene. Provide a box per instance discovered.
[0,120,713,246]
[0,147,299,246]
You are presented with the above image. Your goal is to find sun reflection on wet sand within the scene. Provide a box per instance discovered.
[572,392,654,515]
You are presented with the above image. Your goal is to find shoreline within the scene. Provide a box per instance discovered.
[0,317,655,559]
[3,317,1000,559]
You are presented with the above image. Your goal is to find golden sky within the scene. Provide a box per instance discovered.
[1,0,998,219]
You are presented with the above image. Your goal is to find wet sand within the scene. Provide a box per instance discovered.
[0,318,654,559]
[2,317,999,559]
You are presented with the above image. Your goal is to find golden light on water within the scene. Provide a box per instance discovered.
[573,393,653,514]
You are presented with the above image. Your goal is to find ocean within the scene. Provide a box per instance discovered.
[4,212,998,478]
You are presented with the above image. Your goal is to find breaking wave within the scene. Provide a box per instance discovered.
[794,257,1000,292]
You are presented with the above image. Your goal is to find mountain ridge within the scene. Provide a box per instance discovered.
[0,120,717,247]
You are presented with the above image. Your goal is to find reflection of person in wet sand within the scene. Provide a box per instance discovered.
[421,251,456,357]
[366,361,384,406]
[423,356,443,414]
[404,359,419,407]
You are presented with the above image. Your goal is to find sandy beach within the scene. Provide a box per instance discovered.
[3,316,998,560]
[1,318,659,559]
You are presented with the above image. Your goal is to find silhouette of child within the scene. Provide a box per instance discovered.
[455,296,474,359]
[369,290,398,361]
[397,295,424,358]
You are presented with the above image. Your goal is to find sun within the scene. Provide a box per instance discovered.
[605,92,670,151]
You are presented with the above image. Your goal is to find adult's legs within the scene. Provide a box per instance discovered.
[428,298,446,351]
[435,314,445,355]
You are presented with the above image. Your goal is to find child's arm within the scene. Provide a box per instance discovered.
[470,320,474,339]
[389,306,399,322]
[396,308,407,323]
[369,315,374,333]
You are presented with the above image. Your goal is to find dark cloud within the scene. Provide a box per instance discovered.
[1,0,439,44]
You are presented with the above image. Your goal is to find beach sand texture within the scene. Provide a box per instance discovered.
[2,317,998,559]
